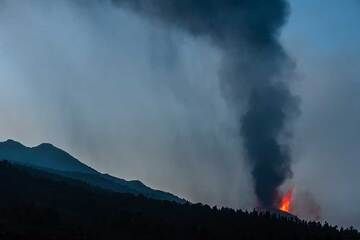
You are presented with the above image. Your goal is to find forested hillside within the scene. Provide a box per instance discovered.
[0,161,358,240]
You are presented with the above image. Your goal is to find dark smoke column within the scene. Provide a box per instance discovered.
[112,0,298,208]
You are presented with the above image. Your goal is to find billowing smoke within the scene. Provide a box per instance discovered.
[112,0,298,208]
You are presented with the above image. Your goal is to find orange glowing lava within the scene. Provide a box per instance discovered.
[279,189,293,213]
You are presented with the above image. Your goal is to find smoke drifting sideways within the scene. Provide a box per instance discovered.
[112,0,299,208]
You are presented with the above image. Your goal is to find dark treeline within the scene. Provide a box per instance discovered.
[0,161,358,240]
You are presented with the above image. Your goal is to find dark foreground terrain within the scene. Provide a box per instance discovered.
[0,161,358,240]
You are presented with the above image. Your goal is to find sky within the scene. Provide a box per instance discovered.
[0,0,359,228]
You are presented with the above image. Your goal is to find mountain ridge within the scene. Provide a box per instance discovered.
[0,139,185,203]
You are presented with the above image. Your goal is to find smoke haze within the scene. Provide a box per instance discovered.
[112,0,298,208]
[0,0,252,208]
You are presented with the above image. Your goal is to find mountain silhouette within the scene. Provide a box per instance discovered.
[0,160,357,239]
[0,139,185,203]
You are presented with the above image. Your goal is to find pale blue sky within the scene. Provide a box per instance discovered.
[283,0,360,227]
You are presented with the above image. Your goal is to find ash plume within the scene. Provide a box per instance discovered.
[111,0,298,208]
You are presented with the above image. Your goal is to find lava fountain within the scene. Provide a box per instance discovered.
[279,189,294,213]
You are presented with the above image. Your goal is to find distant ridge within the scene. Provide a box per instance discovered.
[0,139,96,173]
[0,139,185,203]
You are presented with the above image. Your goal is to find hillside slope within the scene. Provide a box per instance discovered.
[0,139,184,203]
